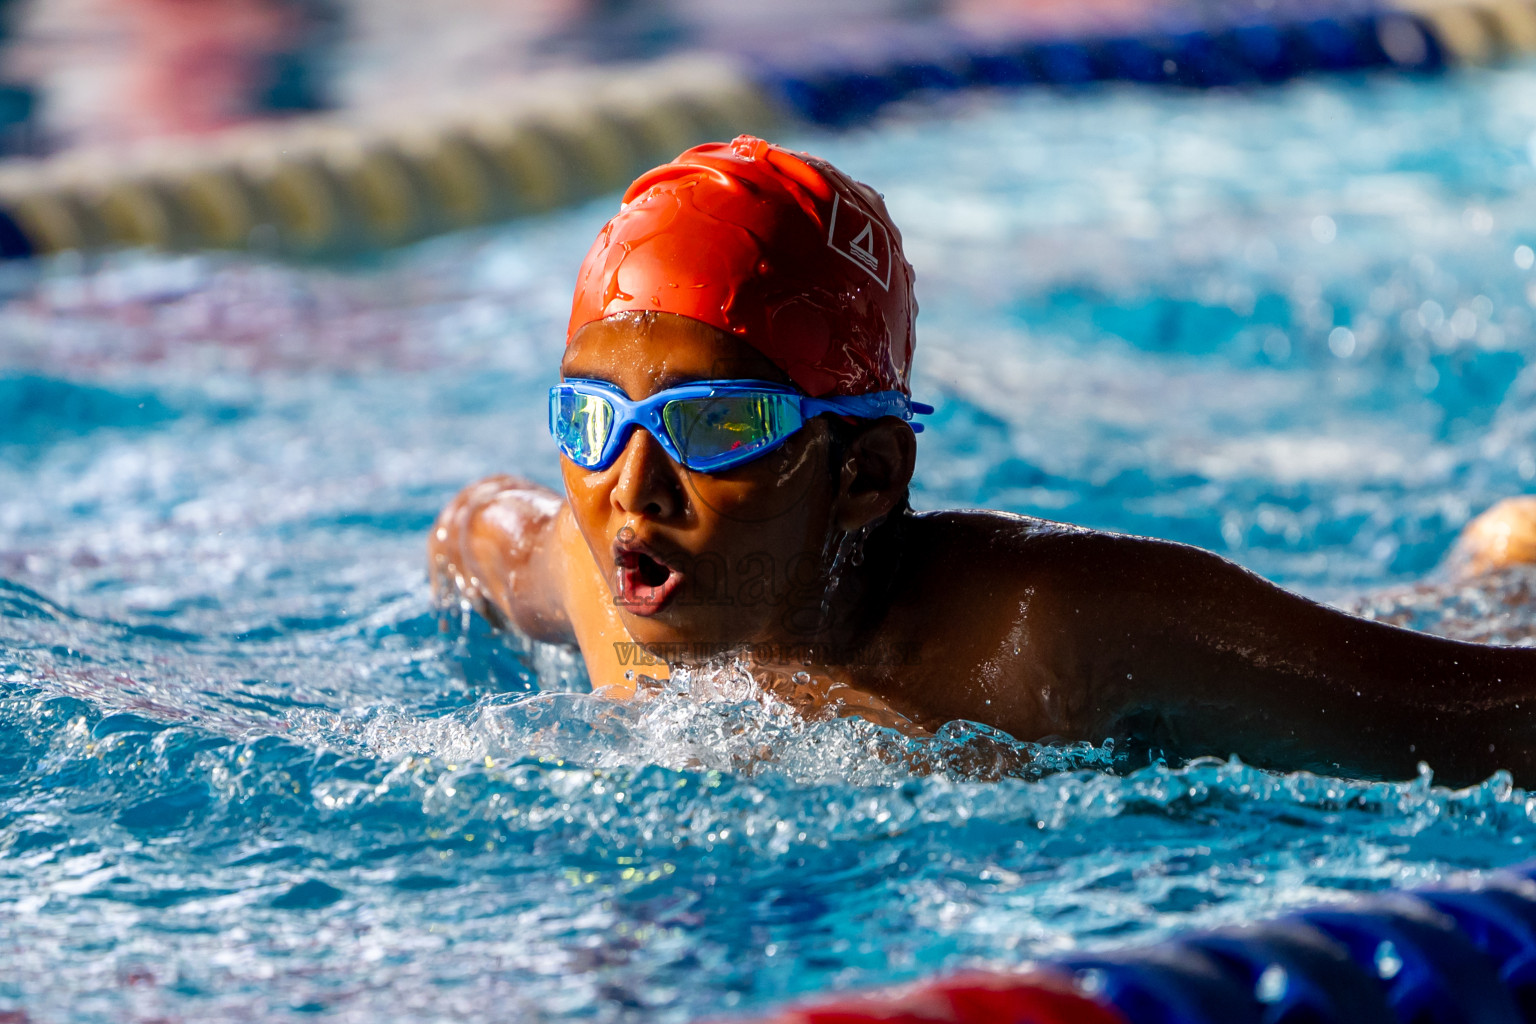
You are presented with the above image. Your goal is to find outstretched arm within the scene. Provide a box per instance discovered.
[427,476,662,696]
[428,475,573,643]
[1025,530,1536,786]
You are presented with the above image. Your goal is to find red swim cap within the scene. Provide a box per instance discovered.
[567,135,917,398]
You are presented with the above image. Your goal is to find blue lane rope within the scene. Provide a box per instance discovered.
[1176,919,1397,1023]
[1290,895,1523,1023]
[756,9,1446,127]
[1055,946,1266,1024]
[0,205,32,259]
[1044,862,1536,1024]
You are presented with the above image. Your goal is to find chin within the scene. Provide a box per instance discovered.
[620,609,773,665]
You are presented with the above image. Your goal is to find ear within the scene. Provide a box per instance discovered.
[833,418,916,532]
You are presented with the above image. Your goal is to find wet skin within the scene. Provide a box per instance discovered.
[431,312,1536,787]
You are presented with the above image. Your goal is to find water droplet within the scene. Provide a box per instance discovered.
[1328,326,1356,358]
[1374,940,1403,980]
[1256,963,1287,1003]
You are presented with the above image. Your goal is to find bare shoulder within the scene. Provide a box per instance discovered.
[890,509,1096,637]
[876,510,1284,731]
[871,510,1130,735]
[902,509,1269,596]
[898,509,1162,591]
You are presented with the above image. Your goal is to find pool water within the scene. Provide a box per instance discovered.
[7,66,1536,1022]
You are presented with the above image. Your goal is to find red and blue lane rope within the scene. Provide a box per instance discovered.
[732,861,1536,1024]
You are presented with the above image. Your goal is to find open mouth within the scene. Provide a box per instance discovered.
[614,544,684,617]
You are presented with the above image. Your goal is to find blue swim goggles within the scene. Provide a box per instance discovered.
[550,378,934,474]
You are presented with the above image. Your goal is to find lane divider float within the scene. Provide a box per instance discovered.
[731,861,1536,1024]
[0,2,1527,259]
[755,7,1446,127]
[0,54,778,260]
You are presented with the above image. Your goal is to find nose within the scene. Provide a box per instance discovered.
[609,426,684,520]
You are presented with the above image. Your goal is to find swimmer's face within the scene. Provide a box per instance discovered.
[560,312,842,650]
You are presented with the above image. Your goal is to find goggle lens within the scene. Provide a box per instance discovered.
[661,394,799,468]
[551,390,614,468]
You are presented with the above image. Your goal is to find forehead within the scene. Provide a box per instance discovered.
[561,312,792,394]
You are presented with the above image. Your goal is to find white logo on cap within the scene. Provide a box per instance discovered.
[826,194,891,290]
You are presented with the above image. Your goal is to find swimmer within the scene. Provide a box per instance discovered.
[430,135,1536,787]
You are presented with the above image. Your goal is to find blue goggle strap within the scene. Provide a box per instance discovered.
[801,390,935,433]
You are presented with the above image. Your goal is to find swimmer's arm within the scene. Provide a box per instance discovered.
[428,475,572,643]
[429,476,661,697]
[1027,532,1536,786]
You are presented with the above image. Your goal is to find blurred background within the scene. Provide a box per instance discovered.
[0,0,1437,154]
[0,0,950,152]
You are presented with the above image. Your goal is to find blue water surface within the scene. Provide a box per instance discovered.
[7,66,1536,1022]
